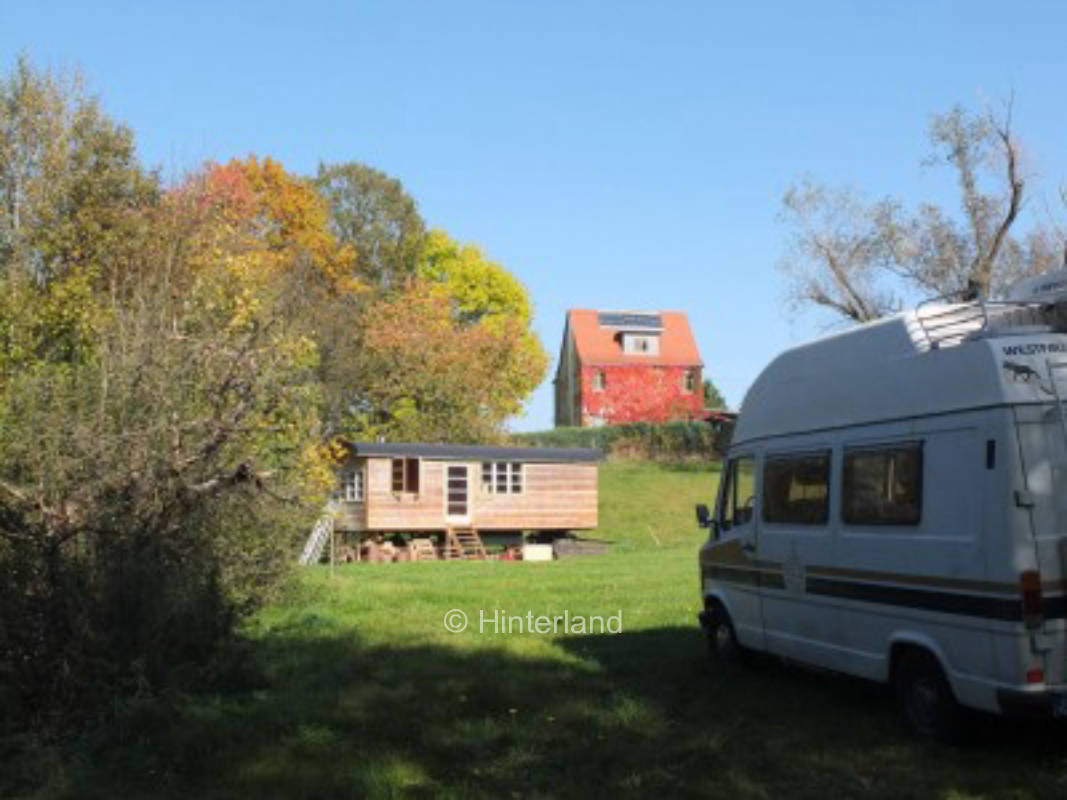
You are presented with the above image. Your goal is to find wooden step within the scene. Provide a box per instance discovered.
[446,528,486,560]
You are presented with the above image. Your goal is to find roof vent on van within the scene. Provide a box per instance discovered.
[1005,269,1067,333]
[913,270,1067,349]
[1005,269,1067,305]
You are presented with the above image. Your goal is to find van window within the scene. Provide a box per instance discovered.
[842,443,922,525]
[720,455,756,530]
[763,451,830,524]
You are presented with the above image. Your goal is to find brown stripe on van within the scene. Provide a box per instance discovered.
[700,539,782,573]
[805,564,1016,595]
[705,563,785,590]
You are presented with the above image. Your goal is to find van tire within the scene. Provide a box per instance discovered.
[894,650,961,742]
[706,603,745,665]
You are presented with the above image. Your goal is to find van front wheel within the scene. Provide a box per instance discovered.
[894,651,961,741]
[706,604,745,664]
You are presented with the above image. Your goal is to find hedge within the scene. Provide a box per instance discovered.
[513,420,730,461]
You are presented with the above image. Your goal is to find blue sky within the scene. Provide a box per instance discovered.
[5,1,1067,430]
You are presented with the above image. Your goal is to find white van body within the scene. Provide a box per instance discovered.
[698,287,1067,721]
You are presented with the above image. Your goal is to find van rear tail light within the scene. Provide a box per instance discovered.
[1026,666,1045,685]
[1020,569,1044,630]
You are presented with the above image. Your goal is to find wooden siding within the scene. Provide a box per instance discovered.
[474,462,596,530]
[334,501,366,530]
[333,457,368,530]
[346,457,597,532]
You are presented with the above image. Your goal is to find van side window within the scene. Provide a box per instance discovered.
[763,451,830,524]
[719,455,756,530]
[842,443,922,525]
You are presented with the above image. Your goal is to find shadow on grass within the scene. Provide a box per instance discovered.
[17,626,1067,799]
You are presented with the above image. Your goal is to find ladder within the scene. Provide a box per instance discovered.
[1047,360,1067,445]
[299,514,334,565]
[444,527,487,560]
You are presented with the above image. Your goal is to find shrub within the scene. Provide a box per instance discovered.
[514,421,728,461]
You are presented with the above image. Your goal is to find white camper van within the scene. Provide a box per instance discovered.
[697,272,1067,738]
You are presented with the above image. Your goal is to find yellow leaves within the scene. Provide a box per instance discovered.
[418,229,534,326]
[298,440,342,500]
[411,230,549,424]
[225,287,262,332]
[172,155,363,297]
[0,267,104,382]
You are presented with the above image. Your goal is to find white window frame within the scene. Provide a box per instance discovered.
[683,369,697,394]
[342,467,364,502]
[481,461,524,495]
[623,334,660,355]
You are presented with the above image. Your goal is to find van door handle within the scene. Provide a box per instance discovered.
[740,542,756,554]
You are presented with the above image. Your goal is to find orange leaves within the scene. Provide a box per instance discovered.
[356,281,525,442]
[168,155,360,294]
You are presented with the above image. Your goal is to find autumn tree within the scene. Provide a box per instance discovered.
[0,56,157,286]
[315,161,426,290]
[0,57,158,385]
[172,156,375,434]
[417,230,548,423]
[350,280,543,442]
[0,206,337,730]
[175,156,356,291]
[779,102,1062,324]
[1,149,341,729]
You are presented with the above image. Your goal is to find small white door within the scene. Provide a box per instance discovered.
[445,464,471,523]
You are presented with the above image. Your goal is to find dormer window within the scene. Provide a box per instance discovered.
[622,333,659,355]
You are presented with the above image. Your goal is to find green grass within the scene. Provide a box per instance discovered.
[596,459,720,551]
[7,461,1067,799]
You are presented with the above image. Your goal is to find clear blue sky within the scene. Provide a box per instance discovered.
[5,1,1067,430]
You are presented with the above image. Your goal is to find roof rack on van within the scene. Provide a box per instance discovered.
[915,291,1050,351]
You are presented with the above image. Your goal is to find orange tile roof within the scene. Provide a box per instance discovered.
[567,309,703,366]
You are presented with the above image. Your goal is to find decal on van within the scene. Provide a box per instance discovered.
[1002,360,1042,383]
[1001,342,1067,356]
[1001,359,1054,395]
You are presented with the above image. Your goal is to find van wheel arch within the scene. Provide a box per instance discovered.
[703,597,747,665]
[890,644,962,741]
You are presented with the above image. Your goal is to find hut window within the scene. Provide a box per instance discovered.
[592,370,606,391]
[481,461,524,494]
[391,457,420,493]
[342,468,364,501]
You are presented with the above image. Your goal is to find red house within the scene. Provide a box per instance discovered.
[553,310,704,427]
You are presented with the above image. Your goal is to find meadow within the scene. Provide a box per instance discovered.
[6,461,1067,799]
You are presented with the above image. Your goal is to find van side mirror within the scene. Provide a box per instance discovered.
[695,503,711,528]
